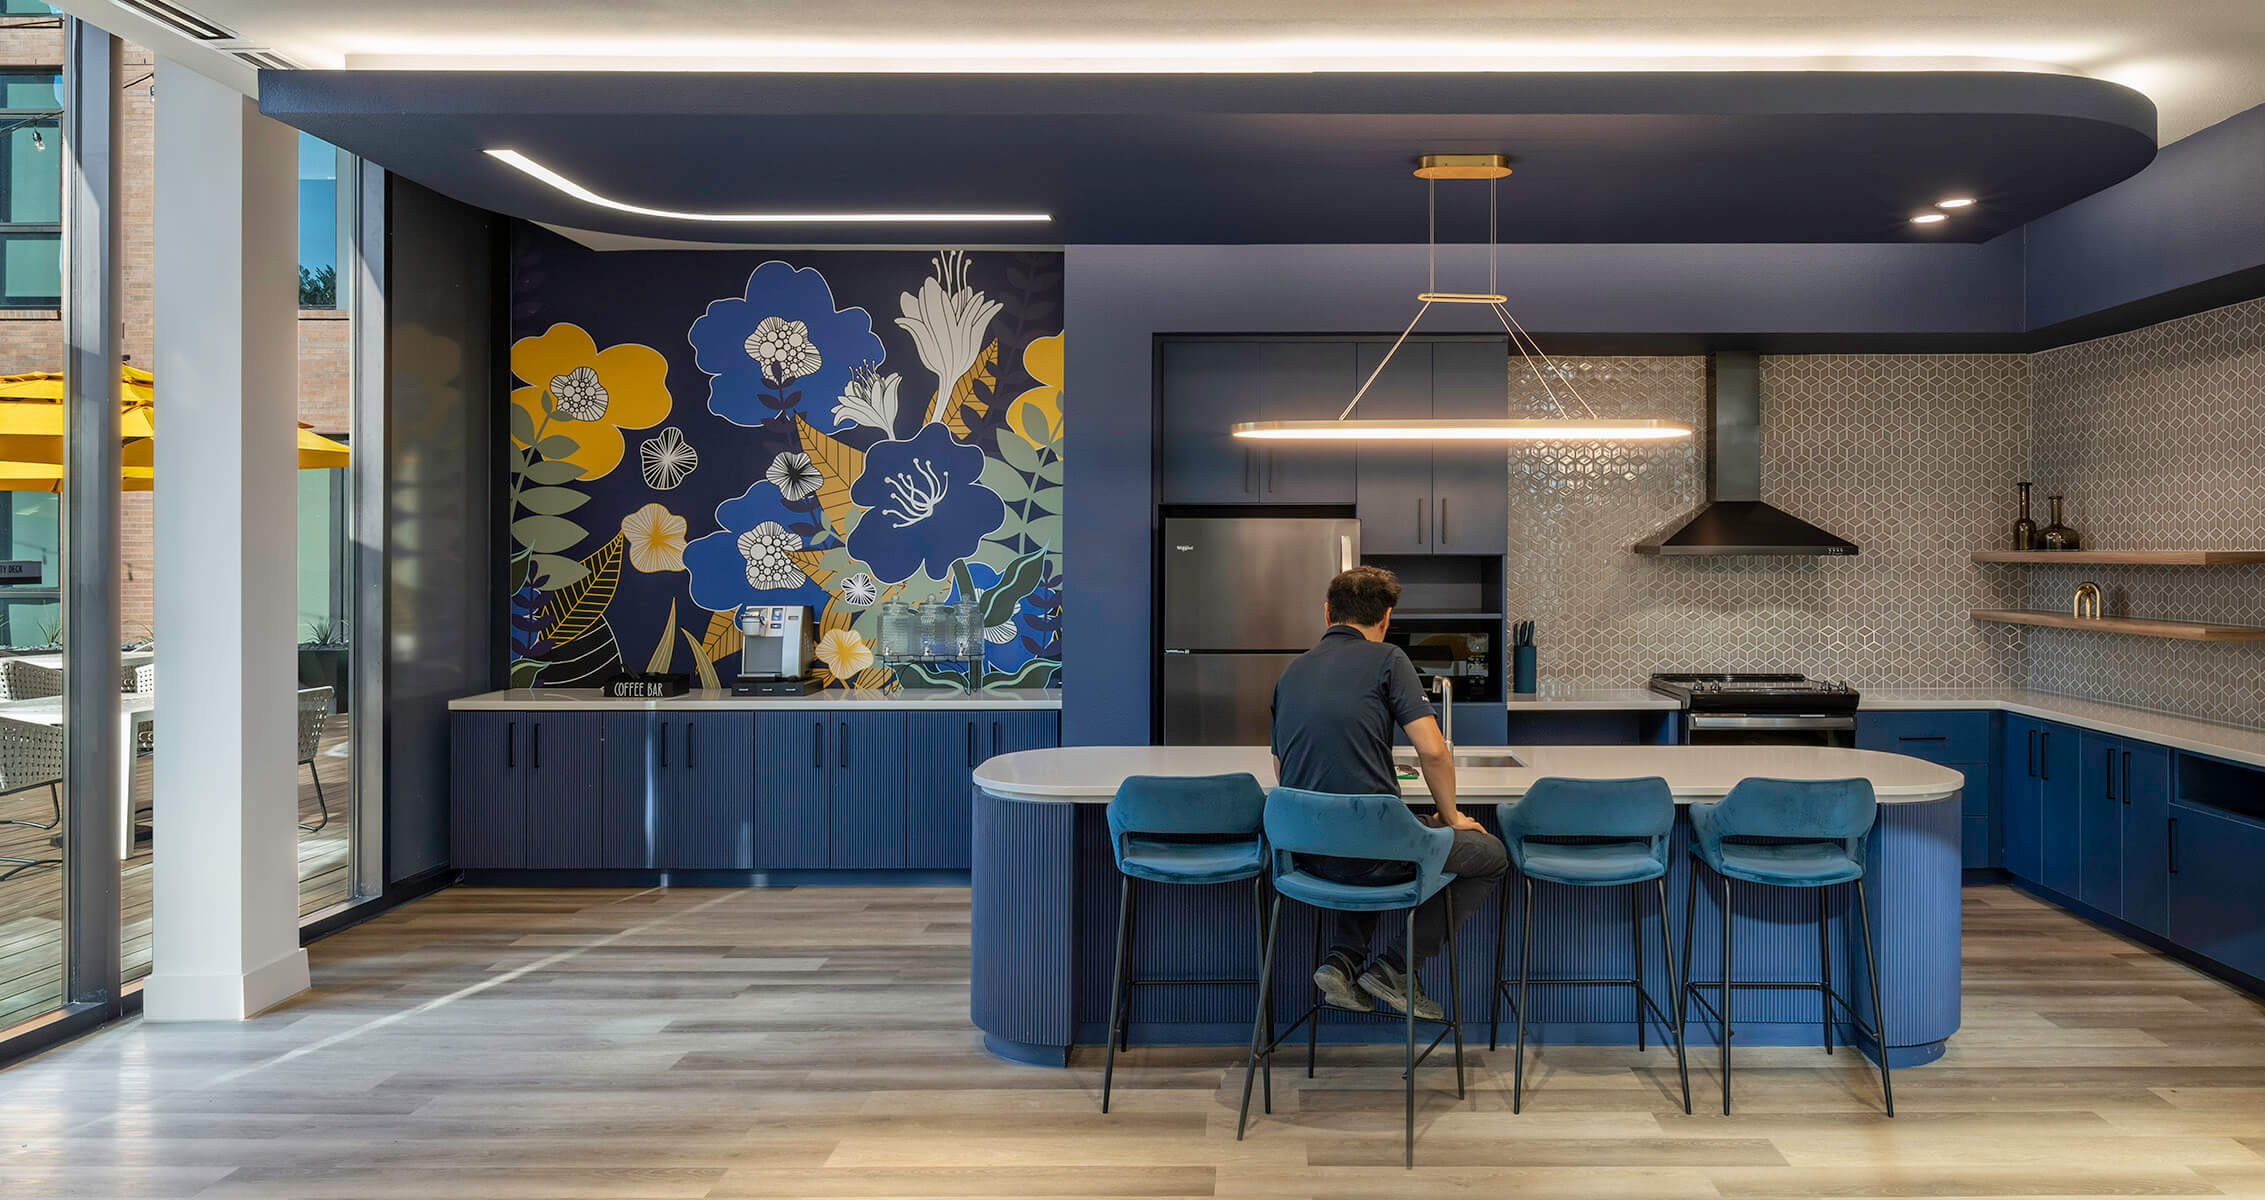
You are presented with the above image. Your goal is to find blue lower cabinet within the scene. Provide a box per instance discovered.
[451,712,527,869]
[2119,741,2172,936]
[2000,715,2042,881]
[831,712,910,868]
[2036,722,2081,896]
[2077,731,2125,915]
[754,712,832,868]
[656,713,756,869]
[906,713,984,869]
[1857,711,1995,869]
[985,709,1062,760]
[2169,805,2265,981]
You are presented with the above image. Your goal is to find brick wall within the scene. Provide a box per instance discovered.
[0,29,350,641]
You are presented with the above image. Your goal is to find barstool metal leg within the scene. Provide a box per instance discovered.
[1677,861,1697,1102]
[1631,882,1647,1052]
[1513,875,1534,1115]
[1443,889,1464,1099]
[1100,874,1133,1113]
[1404,906,1418,1169]
[1657,875,1691,1114]
[1306,908,1322,1078]
[1488,880,1511,1051]
[1818,887,1834,1055]
[1855,876,1895,1117]
[1118,878,1138,1053]
[1253,876,1272,1114]
[1235,895,1284,1141]
[1719,869,1734,1116]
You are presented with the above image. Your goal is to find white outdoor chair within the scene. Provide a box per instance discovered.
[0,658,63,701]
[298,686,335,834]
[0,714,62,880]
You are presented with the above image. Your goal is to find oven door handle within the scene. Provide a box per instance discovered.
[1686,714,1858,732]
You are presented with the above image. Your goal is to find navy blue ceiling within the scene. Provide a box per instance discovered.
[261,70,2156,246]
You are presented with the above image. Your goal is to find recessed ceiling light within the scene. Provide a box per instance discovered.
[1910,212,1948,224]
[1936,197,1976,209]
[484,149,1052,224]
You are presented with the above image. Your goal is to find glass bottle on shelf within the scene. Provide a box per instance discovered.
[2039,494,2081,551]
[2012,481,2036,550]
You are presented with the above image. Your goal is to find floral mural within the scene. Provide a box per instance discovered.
[506,226,1064,692]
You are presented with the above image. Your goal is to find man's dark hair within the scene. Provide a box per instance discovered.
[1326,565,1402,627]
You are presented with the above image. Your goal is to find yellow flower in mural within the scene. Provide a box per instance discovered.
[510,323,672,480]
[1006,331,1063,450]
[814,628,874,678]
[620,502,687,573]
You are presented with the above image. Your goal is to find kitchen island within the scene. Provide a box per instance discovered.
[970,745,1964,1068]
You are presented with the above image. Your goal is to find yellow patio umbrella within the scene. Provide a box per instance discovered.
[0,367,348,489]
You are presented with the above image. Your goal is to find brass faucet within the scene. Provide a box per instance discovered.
[2072,581,2103,620]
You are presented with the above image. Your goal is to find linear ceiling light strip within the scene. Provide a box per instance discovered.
[485,149,1051,224]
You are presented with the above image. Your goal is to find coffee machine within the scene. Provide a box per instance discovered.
[733,605,819,696]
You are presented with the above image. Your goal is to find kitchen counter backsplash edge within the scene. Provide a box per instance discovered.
[450,687,1063,711]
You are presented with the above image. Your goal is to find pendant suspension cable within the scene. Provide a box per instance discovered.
[1337,301,1434,421]
[1489,303,1572,420]
[1493,301,1600,422]
[1488,175,1497,297]
[1427,178,1436,295]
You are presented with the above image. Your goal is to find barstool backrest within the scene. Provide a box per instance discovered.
[1504,776,1674,848]
[1707,776,1878,860]
[1262,786,1452,884]
[1106,773,1266,866]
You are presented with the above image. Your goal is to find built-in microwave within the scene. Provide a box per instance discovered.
[1385,619,1498,703]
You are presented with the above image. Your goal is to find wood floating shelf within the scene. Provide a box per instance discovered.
[1971,550,2265,565]
[1971,609,2265,641]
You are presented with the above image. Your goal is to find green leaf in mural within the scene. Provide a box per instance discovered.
[1029,486,1062,514]
[896,660,973,691]
[981,656,1060,691]
[527,552,587,591]
[1024,514,1062,551]
[509,658,546,688]
[646,598,679,674]
[978,456,1033,505]
[1037,453,1063,485]
[509,403,537,446]
[521,458,587,486]
[952,560,978,610]
[979,546,1047,628]
[681,630,721,690]
[534,434,580,461]
[995,426,1042,475]
[513,515,587,554]
[517,486,590,517]
[509,553,530,595]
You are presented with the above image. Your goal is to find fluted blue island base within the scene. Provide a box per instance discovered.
[971,760,1961,1070]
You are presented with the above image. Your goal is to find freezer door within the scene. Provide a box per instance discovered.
[1160,652,1303,746]
[1162,517,1359,651]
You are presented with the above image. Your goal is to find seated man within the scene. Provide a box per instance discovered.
[1270,565,1508,1021]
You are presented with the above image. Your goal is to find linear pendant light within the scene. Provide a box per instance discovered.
[1230,154,1692,444]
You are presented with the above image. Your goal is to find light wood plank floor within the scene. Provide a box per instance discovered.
[0,883,2261,1199]
[0,719,353,1030]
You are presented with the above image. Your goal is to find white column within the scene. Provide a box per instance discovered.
[143,63,308,1021]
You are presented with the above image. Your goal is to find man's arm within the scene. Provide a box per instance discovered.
[1403,714,1476,831]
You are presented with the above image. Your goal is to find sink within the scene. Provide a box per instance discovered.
[1397,751,1525,769]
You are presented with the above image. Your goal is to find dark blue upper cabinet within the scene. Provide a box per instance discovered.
[1255,342,1358,503]
[753,712,832,869]
[1352,342,1433,554]
[2120,740,2171,936]
[1159,341,1268,504]
[1428,341,1511,555]
[831,711,911,868]
[656,713,756,869]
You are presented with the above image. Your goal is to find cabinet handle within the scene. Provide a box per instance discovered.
[1439,497,1448,545]
[658,720,668,769]
[967,723,977,767]
[813,721,823,769]
[1416,498,1425,545]
[1898,735,1946,742]
[840,722,850,769]
[993,720,1003,758]
[2168,817,2179,874]
[505,721,515,769]
[532,722,541,769]
[2104,746,2114,804]
[1266,451,1274,493]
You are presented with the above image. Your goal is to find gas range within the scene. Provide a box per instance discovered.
[1646,673,1860,745]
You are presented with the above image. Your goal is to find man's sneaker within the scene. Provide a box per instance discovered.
[1358,960,1444,1022]
[1313,951,1375,1012]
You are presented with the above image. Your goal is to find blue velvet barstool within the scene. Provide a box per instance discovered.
[1100,772,1270,1115]
[1492,777,1691,1114]
[1237,786,1465,1169]
[1676,776,1894,1116]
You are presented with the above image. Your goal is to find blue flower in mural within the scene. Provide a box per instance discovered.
[848,421,1005,584]
[689,261,887,428]
[684,481,834,616]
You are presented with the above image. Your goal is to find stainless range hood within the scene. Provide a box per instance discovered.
[1633,352,1858,557]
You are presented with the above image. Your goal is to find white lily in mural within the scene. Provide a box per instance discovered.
[894,249,1002,415]
[831,363,904,433]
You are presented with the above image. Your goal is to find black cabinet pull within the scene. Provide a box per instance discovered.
[812,721,823,769]
[2168,817,2179,874]
[2026,729,2036,778]
[688,722,697,768]
[506,721,515,769]
[993,720,1003,758]
[2104,745,2115,804]
[1440,497,1448,544]
[1266,450,1274,493]
[967,723,977,767]
[532,722,541,769]
[659,720,669,769]
[1416,498,1424,544]
[840,721,850,769]
[1898,735,1946,743]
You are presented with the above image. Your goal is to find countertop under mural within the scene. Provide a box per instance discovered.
[450,687,1062,711]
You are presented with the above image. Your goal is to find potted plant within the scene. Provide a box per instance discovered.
[298,618,350,714]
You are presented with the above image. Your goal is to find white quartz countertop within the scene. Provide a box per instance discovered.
[973,745,1964,805]
[1859,688,2265,768]
[450,687,1062,712]
[1504,688,1682,711]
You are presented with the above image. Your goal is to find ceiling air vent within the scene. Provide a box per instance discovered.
[108,0,236,41]
[222,47,303,71]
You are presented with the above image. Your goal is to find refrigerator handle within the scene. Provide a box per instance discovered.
[1339,534,1354,573]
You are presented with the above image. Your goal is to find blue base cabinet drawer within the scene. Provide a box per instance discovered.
[1856,710,1991,764]
[2169,805,2265,981]
[906,710,1061,870]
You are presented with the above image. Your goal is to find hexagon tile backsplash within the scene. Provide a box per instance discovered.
[1503,353,2030,691]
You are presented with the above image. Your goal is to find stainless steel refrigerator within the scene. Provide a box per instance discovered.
[1161,516,1360,745]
